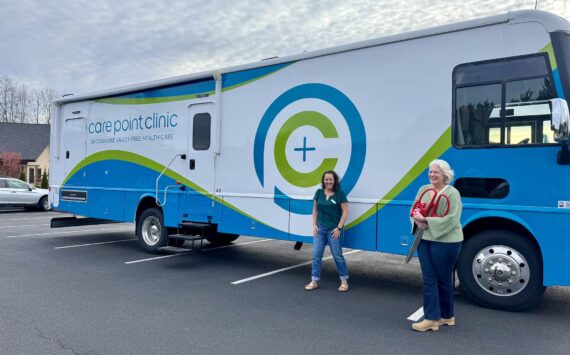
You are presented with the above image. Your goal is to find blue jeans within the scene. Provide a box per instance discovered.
[417,240,462,321]
[311,224,349,281]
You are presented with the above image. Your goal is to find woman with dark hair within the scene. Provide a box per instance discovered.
[305,170,350,292]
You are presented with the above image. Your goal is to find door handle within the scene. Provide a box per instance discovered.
[189,159,196,170]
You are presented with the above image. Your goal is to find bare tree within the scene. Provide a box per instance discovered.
[0,76,58,124]
[40,87,58,124]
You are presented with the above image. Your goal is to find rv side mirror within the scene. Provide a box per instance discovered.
[550,98,570,144]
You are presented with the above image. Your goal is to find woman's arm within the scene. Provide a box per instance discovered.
[312,200,318,237]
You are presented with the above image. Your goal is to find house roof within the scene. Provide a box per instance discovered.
[0,123,50,162]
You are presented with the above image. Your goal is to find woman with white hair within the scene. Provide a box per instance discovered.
[410,159,463,332]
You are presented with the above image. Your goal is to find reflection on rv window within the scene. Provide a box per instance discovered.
[453,54,557,147]
[455,84,501,145]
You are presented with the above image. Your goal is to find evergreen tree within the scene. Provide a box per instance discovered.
[41,171,48,189]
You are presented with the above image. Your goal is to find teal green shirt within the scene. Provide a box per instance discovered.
[314,188,348,229]
[410,184,464,243]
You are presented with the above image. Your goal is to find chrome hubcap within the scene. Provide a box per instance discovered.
[472,245,530,296]
[141,216,161,246]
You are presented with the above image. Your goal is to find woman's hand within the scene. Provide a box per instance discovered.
[412,210,426,222]
[313,224,318,237]
[332,227,341,239]
[412,211,428,230]
[415,220,428,230]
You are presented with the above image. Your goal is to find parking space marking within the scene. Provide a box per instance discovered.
[55,239,137,249]
[407,307,424,321]
[124,253,189,264]
[5,226,132,238]
[202,239,272,252]
[124,239,273,264]
[231,249,361,285]
[2,223,51,228]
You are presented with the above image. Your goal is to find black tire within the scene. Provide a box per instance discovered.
[206,232,239,246]
[136,208,169,253]
[457,229,545,311]
[38,196,50,211]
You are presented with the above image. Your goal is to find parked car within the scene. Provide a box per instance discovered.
[0,177,50,211]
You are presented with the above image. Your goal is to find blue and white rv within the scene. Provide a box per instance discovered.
[50,10,570,310]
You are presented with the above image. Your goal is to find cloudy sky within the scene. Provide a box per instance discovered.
[1,0,568,95]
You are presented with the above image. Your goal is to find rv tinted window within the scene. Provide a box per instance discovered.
[455,56,549,86]
[454,54,556,147]
[193,113,211,150]
[503,77,555,144]
[454,178,509,199]
[455,84,502,145]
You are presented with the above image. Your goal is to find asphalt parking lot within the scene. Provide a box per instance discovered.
[1,209,569,354]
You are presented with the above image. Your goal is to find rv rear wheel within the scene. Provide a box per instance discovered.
[457,229,544,311]
[136,208,169,253]
[206,232,239,246]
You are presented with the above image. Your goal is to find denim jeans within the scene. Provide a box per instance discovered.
[417,239,462,321]
[311,223,349,281]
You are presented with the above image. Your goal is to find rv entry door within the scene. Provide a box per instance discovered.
[185,102,215,221]
[63,116,87,180]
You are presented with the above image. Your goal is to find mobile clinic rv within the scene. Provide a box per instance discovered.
[50,10,570,311]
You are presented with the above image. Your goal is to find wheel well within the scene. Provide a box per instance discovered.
[462,217,543,267]
[135,197,162,224]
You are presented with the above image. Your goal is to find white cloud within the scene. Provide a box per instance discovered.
[0,0,568,95]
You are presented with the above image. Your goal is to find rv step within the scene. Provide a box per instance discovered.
[168,234,204,241]
[157,246,191,254]
[181,221,213,228]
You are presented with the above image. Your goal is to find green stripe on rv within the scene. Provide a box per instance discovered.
[345,127,452,229]
[540,43,558,71]
[62,150,270,227]
[94,66,291,104]
[62,150,210,196]
[94,91,216,105]
[221,66,290,92]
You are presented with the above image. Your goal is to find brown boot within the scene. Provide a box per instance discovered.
[438,317,455,326]
[412,319,439,332]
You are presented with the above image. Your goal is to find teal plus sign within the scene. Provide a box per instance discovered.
[294,137,316,162]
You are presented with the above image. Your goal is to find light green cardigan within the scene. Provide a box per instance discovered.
[410,184,464,243]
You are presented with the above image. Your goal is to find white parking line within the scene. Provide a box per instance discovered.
[55,239,137,249]
[231,249,361,285]
[5,226,132,238]
[1,224,51,229]
[124,253,190,264]
[203,239,271,252]
[124,239,273,265]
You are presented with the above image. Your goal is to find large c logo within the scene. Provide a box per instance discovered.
[254,83,366,215]
[274,111,338,187]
